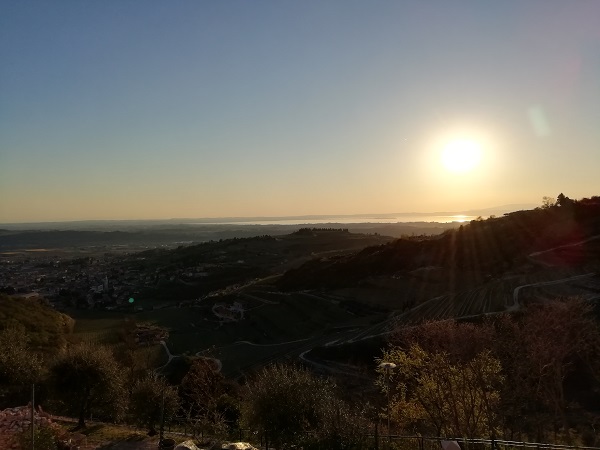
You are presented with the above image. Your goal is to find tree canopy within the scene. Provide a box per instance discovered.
[130,373,179,435]
[243,364,337,448]
[381,299,600,443]
[49,342,126,427]
[0,326,44,406]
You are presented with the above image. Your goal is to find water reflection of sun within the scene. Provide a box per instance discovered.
[451,215,469,222]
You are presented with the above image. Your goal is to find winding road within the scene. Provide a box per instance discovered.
[157,235,599,376]
[156,340,176,371]
[510,273,595,310]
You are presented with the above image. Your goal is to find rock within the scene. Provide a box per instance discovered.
[441,441,461,450]
[175,440,201,450]
[221,442,259,450]
[0,405,62,449]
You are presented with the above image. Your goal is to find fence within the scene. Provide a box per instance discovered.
[158,418,600,450]
[362,435,600,450]
[161,417,259,444]
[69,414,600,450]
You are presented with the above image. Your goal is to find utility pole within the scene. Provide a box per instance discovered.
[379,362,396,448]
[31,383,35,450]
[159,386,165,446]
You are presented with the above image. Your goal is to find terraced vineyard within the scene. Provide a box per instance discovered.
[67,266,600,378]
[335,268,598,345]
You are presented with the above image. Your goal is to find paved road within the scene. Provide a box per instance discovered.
[511,273,595,310]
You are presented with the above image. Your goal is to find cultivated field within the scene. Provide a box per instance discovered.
[66,264,599,377]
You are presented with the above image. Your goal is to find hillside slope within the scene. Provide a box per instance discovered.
[279,196,600,290]
[0,294,74,349]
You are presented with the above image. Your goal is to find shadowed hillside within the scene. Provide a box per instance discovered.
[0,294,74,350]
[279,195,600,290]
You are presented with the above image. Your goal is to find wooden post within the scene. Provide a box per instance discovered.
[31,384,35,450]
[159,387,165,444]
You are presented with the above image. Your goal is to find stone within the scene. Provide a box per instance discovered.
[221,442,259,450]
[175,440,201,450]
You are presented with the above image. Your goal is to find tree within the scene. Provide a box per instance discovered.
[556,193,574,208]
[180,358,225,418]
[386,320,503,437]
[379,344,503,438]
[490,314,539,440]
[0,326,44,407]
[518,299,599,438]
[49,342,126,427]
[542,196,556,208]
[308,395,370,450]
[487,299,600,441]
[242,364,337,449]
[180,358,238,435]
[130,373,179,435]
[393,319,496,362]
[385,300,600,441]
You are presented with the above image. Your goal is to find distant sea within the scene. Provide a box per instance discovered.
[2,204,535,230]
[192,214,477,226]
[186,203,537,226]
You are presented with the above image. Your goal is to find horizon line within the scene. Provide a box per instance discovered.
[0,204,537,226]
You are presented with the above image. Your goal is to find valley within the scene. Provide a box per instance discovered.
[3,199,599,382]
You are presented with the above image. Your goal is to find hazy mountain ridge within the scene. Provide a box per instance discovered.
[0,223,458,251]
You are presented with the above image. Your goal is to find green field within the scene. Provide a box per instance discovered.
[65,284,386,376]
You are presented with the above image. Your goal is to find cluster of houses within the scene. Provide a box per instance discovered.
[212,301,245,322]
[0,253,137,308]
[0,252,221,311]
[132,323,169,346]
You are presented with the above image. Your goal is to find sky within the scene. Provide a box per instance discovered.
[1,0,599,223]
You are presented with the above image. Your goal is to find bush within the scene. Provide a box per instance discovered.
[16,425,58,450]
[242,364,366,449]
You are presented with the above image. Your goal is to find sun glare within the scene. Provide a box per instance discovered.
[441,140,482,173]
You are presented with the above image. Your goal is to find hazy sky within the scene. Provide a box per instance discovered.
[1,1,599,222]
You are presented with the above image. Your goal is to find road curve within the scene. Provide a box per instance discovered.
[511,273,595,310]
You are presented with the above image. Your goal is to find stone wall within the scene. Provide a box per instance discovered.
[0,405,59,449]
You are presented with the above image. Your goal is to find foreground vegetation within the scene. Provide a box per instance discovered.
[2,195,600,448]
[379,298,600,444]
[2,297,600,449]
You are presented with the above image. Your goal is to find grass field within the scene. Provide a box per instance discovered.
[70,309,126,344]
[68,309,166,369]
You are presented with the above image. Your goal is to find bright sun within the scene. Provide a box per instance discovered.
[441,139,482,173]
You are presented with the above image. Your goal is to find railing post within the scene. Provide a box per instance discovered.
[31,384,35,450]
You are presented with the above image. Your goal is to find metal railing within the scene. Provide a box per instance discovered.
[51,413,600,450]
[360,435,600,450]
